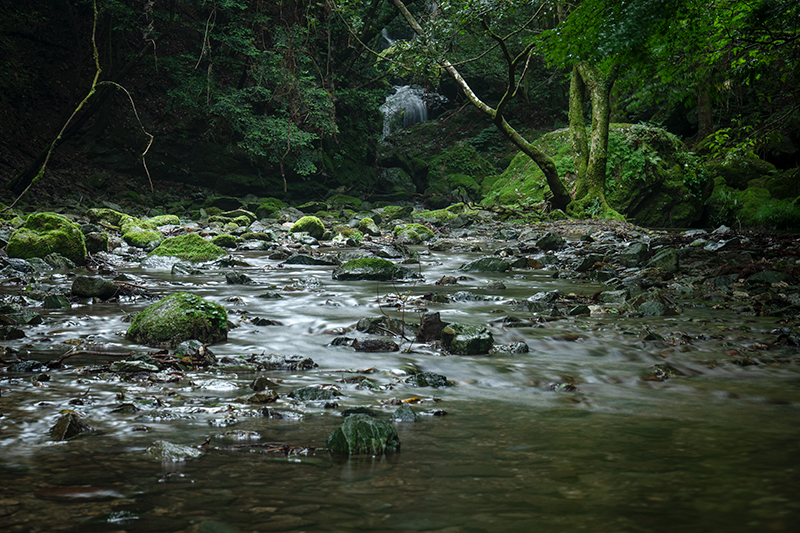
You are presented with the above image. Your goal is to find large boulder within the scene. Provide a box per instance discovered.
[72,275,118,300]
[126,292,228,347]
[149,233,227,262]
[326,414,400,455]
[6,212,87,265]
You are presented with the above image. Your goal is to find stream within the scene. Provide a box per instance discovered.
[1,237,800,532]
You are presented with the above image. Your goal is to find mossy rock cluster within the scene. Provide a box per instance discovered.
[6,212,87,265]
[393,223,435,244]
[150,233,227,262]
[126,292,228,348]
[254,197,287,219]
[121,218,163,249]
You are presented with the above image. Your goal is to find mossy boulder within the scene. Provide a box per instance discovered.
[380,205,414,221]
[147,214,180,226]
[357,217,381,236]
[254,197,286,219]
[326,414,400,455]
[705,181,800,229]
[289,216,325,239]
[704,153,776,190]
[6,212,87,265]
[393,223,435,244]
[332,257,422,281]
[150,233,227,262]
[126,292,228,348]
[121,219,163,249]
[210,234,239,248]
[85,207,134,229]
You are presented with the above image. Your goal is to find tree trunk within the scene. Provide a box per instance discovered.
[696,76,714,142]
[571,62,618,203]
[569,65,588,180]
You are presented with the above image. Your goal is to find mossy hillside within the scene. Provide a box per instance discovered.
[6,212,87,265]
[706,180,800,229]
[482,124,710,227]
[289,216,325,239]
[126,292,228,348]
[150,233,227,262]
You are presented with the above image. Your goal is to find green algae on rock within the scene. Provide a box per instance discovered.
[6,212,87,265]
[126,292,228,348]
[332,257,421,281]
[150,233,227,262]
[393,223,435,244]
[326,414,400,455]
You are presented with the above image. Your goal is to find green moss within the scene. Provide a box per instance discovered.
[333,226,363,244]
[150,233,227,262]
[6,212,87,265]
[126,292,228,348]
[417,203,472,223]
[121,218,162,249]
[289,216,325,239]
[147,214,180,226]
[254,197,286,220]
[85,208,134,229]
[393,223,435,244]
[328,194,362,210]
[211,234,239,248]
[381,205,414,221]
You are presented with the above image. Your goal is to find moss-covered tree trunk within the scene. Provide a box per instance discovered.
[696,75,714,142]
[568,61,622,219]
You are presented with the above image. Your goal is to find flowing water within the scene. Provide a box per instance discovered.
[1,243,800,532]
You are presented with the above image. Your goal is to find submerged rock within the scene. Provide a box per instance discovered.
[326,414,400,455]
[288,386,341,401]
[353,338,400,352]
[392,403,417,422]
[145,440,203,461]
[125,292,228,348]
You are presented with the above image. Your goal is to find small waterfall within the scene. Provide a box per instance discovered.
[380,84,449,138]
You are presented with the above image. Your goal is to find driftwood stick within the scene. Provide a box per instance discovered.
[47,349,135,368]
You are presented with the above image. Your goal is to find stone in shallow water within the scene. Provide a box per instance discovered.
[50,411,91,441]
[392,403,417,422]
[458,257,511,272]
[442,323,494,355]
[405,371,451,388]
[145,440,203,461]
[288,386,340,401]
[326,414,400,455]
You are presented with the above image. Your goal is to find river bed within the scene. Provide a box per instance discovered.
[1,238,800,532]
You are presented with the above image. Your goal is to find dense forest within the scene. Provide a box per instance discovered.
[0,0,798,227]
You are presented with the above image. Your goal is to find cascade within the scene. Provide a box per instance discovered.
[380,85,429,138]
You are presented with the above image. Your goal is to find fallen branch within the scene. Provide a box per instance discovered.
[47,349,135,369]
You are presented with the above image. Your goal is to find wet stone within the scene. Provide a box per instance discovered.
[536,231,565,251]
[392,403,417,422]
[9,360,43,372]
[244,390,278,404]
[597,289,630,303]
[2,311,43,325]
[250,376,278,392]
[405,371,452,388]
[110,360,160,372]
[225,271,256,285]
[495,341,530,354]
[72,275,118,300]
[442,323,494,355]
[255,354,317,371]
[145,440,203,461]
[50,411,91,441]
[288,386,341,401]
[646,248,679,272]
[326,414,400,455]
[0,326,25,340]
[353,338,400,352]
[458,257,511,272]
[284,253,339,266]
[43,294,71,309]
[417,312,447,343]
